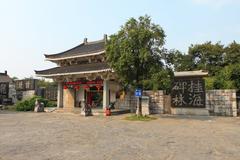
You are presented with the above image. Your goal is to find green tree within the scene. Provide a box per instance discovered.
[204,77,215,90]
[188,42,225,76]
[106,15,167,115]
[204,64,240,90]
[142,68,173,92]
[163,49,193,71]
[213,65,235,89]
[225,41,240,65]
[230,64,240,89]
[11,76,18,81]
[37,78,56,88]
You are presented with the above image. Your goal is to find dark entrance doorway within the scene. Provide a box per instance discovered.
[0,82,9,104]
[85,86,103,108]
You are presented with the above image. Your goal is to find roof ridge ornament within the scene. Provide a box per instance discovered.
[104,34,107,44]
[84,38,88,44]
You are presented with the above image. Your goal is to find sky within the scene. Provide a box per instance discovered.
[0,0,240,79]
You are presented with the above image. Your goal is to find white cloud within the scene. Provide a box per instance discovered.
[192,0,240,8]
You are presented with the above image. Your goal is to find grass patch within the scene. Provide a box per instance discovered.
[124,114,157,121]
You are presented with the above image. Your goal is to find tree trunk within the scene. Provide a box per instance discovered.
[136,69,142,116]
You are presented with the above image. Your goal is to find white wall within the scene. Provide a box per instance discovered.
[8,83,17,103]
[76,87,85,107]
[22,90,35,100]
[109,81,121,103]
[110,90,116,103]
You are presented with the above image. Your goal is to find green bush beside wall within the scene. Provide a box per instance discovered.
[15,96,56,111]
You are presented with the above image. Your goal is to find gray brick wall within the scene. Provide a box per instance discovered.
[116,89,238,117]
[206,90,237,117]
[143,91,164,114]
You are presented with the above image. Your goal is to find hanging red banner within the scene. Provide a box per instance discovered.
[64,80,103,85]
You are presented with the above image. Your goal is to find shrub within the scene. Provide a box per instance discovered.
[15,96,52,111]
[231,64,240,89]
[204,77,215,90]
[212,65,236,89]
[16,100,32,111]
[46,101,57,107]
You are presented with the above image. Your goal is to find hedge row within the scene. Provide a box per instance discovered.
[15,96,56,111]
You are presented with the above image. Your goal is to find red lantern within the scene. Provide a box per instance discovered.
[63,85,68,89]
[74,85,80,90]
[96,84,102,91]
[84,85,90,91]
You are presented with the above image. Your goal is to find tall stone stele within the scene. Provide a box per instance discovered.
[171,70,209,116]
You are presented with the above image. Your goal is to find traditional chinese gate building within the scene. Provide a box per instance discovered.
[35,35,121,112]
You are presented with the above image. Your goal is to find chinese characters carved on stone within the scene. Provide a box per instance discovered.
[171,78,205,108]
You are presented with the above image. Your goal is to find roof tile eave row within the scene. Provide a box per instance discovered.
[45,50,105,61]
[35,62,111,76]
[44,39,105,60]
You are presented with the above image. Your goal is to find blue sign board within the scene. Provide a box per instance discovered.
[135,89,142,97]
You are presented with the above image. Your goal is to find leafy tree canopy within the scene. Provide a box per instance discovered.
[37,78,56,88]
[163,49,193,72]
[188,41,225,76]
[106,15,240,91]
[224,41,240,65]
[163,41,240,90]
[106,15,171,90]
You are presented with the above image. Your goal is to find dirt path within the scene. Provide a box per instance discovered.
[1,111,240,160]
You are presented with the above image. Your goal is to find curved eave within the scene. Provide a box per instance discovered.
[45,50,105,61]
[35,69,112,78]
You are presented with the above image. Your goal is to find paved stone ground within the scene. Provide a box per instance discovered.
[1,111,240,160]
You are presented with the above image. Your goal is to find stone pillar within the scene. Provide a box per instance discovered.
[103,80,110,109]
[57,82,63,108]
[63,88,75,111]
[140,96,150,116]
[232,91,237,117]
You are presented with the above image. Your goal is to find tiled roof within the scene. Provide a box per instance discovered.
[35,62,111,77]
[45,39,105,60]
[0,74,12,83]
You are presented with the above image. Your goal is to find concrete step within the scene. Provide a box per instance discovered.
[54,107,131,115]
[53,108,73,113]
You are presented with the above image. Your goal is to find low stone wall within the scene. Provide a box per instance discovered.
[206,90,237,117]
[143,91,164,114]
[115,93,137,113]
[116,89,239,117]
[163,95,171,114]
